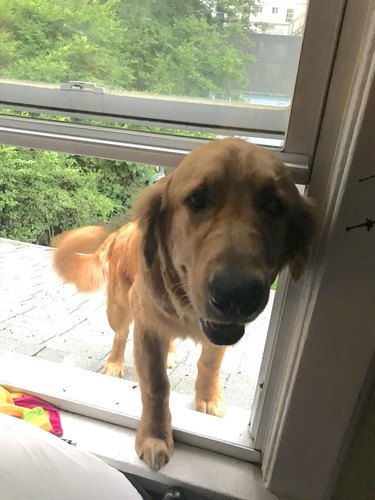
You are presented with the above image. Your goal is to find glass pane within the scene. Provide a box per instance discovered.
[0,145,272,413]
[1,0,308,109]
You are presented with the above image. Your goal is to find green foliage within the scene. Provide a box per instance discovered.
[74,156,156,220]
[124,15,252,98]
[0,0,261,244]
[0,31,18,68]
[0,146,156,245]
[0,0,260,98]
[114,0,258,98]
[271,276,279,291]
[1,0,131,88]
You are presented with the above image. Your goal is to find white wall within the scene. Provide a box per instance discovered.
[250,0,308,35]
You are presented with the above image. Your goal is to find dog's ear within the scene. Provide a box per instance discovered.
[134,178,168,268]
[286,196,316,281]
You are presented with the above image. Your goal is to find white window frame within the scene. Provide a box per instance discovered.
[251,1,375,498]
[0,0,345,184]
[1,1,374,498]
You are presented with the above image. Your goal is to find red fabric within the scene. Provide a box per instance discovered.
[13,396,63,436]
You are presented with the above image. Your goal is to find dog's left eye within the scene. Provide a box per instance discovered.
[186,188,209,212]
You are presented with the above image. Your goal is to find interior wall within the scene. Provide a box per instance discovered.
[333,379,375,500]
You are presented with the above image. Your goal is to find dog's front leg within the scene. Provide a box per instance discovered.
[134,325,173,470]
[195,342,226,417]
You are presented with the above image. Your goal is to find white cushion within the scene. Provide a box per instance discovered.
[0,413,142,500]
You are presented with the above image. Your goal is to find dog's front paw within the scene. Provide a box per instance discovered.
[101,361,124,377]
[196,397,226,418]
[136,436,174,471]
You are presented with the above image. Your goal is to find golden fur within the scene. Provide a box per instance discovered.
[53,138,315,470]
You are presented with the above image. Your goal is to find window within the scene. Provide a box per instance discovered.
[0,144,267,463]
[1,0,336,185]
[0,0,326,467]
[272,7,279,14]
[3,1,369,498]
[251,1,375,498]
[285,8,294,22]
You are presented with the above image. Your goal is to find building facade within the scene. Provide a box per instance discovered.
[250,0,309,36]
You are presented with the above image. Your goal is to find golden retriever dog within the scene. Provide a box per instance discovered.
[53,138,314,470]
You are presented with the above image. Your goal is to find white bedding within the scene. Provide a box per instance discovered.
[0,413,141,500]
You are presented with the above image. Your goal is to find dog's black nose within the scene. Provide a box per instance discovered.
[209,270,265,320]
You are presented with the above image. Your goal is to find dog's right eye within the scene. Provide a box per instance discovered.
[186,188,209,212]
[256,182,286,218]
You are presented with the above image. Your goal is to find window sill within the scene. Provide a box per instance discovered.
[0,350,277,499]
[59,410,277,500]
[0,350,260,462]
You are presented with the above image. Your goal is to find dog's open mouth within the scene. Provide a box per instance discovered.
[199,319,245,346]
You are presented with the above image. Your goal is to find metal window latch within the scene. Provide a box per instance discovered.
[60,81,105,94]
[346,218,374,232]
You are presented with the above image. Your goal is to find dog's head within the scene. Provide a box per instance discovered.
[135,138,315,346]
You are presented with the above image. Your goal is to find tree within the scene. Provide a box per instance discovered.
[0,0,132,88]
[0,0,261,244]
[1,0,261,97]
[0,147,118,244]
[115,0,261,98]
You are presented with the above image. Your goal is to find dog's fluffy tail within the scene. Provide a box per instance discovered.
[53,226,108,293]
